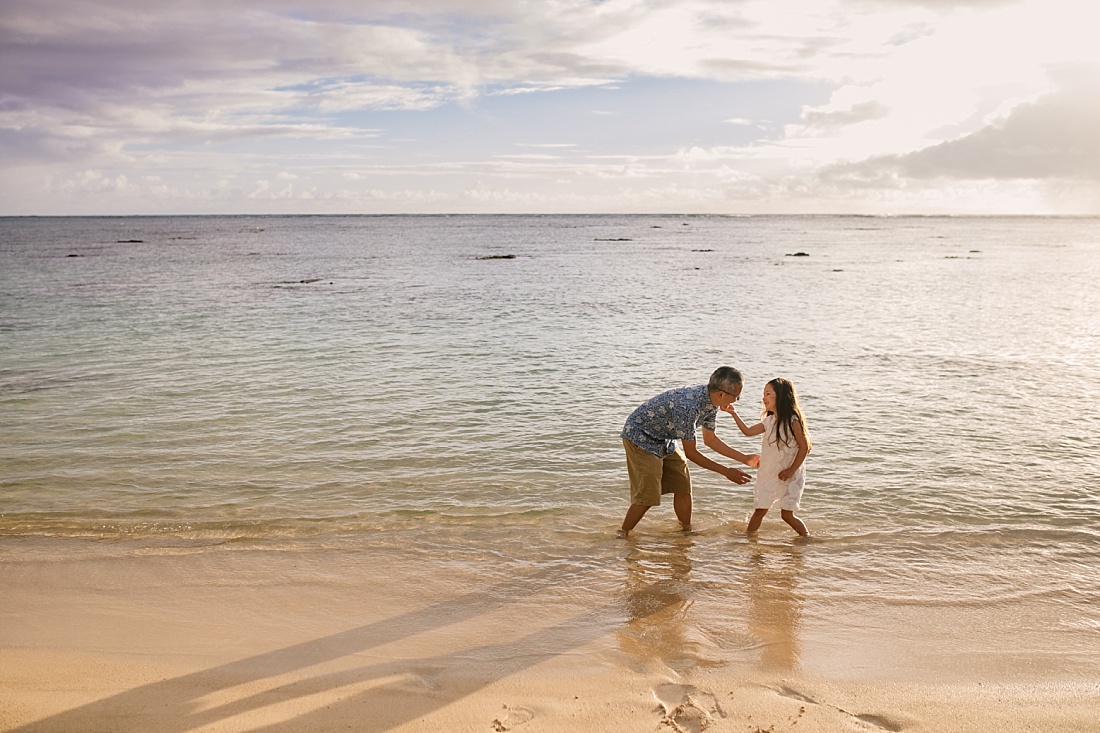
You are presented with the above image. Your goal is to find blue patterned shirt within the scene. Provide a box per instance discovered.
[621,384,717,457]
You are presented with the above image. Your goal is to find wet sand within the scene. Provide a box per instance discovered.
[1,543,1097,733]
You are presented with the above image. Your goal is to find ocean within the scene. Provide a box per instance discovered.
[2,214,1098,682]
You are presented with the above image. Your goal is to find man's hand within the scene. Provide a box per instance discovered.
[724,466,751,485]
[744,453,760,468]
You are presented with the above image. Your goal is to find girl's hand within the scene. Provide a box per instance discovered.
[778,467,793,481]
[720,404,737,416]
[744,453,760,468]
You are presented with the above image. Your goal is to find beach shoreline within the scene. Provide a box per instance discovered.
[4,215,1100,730]
[2,540,1097,733]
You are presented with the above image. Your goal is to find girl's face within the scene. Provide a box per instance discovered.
[762,384,777,412]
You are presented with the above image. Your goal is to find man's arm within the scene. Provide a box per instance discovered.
[682,438,751,485]
[702,428,759,467]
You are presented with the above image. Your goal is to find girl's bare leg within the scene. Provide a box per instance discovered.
[746,508,768,534]
[780,510,808,536]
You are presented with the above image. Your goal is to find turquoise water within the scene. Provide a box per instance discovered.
[2,214,1099,675]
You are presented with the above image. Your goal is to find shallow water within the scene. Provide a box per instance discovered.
[2,214,1099,678]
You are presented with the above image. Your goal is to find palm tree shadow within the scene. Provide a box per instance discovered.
[14,565,611,733]
[230,604,619,733]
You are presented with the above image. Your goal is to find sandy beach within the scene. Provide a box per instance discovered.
[2,539,1097,733]
[4,215,1100,730]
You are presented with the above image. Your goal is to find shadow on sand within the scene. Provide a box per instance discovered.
[13,565,619,733]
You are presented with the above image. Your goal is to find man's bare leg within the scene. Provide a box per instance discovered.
[621,504,651,534]
[673,492,692,530]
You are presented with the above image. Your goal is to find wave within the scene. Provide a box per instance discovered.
[0,505,577,543]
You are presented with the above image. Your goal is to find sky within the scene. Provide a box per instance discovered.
[2,0,1099,215]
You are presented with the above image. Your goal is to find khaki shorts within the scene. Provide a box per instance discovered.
[623,438,692,507]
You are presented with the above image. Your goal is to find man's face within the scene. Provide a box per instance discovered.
[716,385,742,409]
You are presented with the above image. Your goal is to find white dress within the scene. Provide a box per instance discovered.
[754,414,805,511]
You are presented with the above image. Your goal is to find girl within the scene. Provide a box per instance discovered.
[723,378,811,536]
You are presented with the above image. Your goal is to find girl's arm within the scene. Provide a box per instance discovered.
[720,405,765,436]
[778,417,809,481]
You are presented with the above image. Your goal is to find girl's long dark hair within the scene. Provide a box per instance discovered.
[764,377,811,450]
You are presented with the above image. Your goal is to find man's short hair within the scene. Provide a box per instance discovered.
[707,366,743,394]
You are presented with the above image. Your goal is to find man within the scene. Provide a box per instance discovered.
[620,366,759,534]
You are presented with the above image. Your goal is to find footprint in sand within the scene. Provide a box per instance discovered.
[491,704,534,731]
[770,685,903,731]
[775,685,817,704]
[854,713,903,732]
[653,683,726,733]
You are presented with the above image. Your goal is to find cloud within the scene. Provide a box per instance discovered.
[56,170,130,194]
[823,71,1100,182]
[0,0,647,173]
[803,100,890,129]
[3,0,1100,214]
[854,0,1016,7]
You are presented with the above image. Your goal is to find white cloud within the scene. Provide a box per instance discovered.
[824,70,1100,182]
[802,101,891,129]
[2,0,1100,214]
[55,170,130,194]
